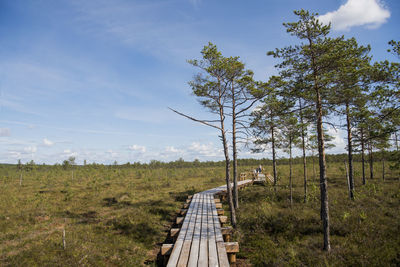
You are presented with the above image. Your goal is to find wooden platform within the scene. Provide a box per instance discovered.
[163,179,253,266]
[201,179,254,195]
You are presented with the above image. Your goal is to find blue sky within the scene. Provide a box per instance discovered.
[1,0,399,164]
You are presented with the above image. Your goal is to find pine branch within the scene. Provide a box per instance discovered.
[168,108,222,130]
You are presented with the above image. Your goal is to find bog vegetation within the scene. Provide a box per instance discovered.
[0,158,399,266]
[1,8,399,266]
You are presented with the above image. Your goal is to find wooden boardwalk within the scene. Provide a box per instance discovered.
[161,179,253,267]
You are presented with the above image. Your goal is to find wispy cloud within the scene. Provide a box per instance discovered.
[43,138,54,147]
[188,142,221,157]
[0,120,135,136]
[319,0,390,31]
[128,144,146,153]
[24,146,37,153]
[0,128,11,137]
[71,0,205,63]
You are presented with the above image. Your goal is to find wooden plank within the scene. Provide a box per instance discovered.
[180,209,187,215]
[219,216,227,224]
[207,194,219,267]
[210,193,230,266]
[217,241,230,267]
[170,228,180,238]
[225,242,239,253]
[177,191,200,267]
[197,194,209,267]
[210,194,224,244]
[167,194,200,267]
[187,194,203,266]
[201,179,253,195]
[221,227,233,235]
[176,217,184,225]
[161,244,173,255]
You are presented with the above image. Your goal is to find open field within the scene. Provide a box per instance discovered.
[0,161,399,266]
[236,162,400,266]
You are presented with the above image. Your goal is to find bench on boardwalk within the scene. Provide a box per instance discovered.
[161,179,253,266]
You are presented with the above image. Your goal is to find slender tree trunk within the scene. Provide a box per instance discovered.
[289,138,293,206]
[308,31,330,249]
[361,128,366,185]
[316,96,330,251]
[271,124,278,190]
[299,98,308,203]
[382,150,385,181]
[219,101,236,228]
[232,84,239,209]
[368,141,374,180]
[395,131,399,152]
[308,30,331,248]
[316,90,330,251]
[345,102,354,200]
[344,160,351,199]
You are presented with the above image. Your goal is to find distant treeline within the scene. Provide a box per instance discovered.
[1,151,397,171]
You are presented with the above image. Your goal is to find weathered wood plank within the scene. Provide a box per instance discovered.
[207,194,219,267]
[165,180,253,266]
[161,244,173,255]
[170,228,180,238]
[177,192,200,267]
[198,194,209,267]
[224,242,239,253]
[219,216,227,224]
[176,217,184,225]
[187,194,203,267]
[167,194,200,267]
[216,241,230,267]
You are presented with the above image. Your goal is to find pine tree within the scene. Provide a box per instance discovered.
[330,37,371,199]
[171,43,238,227]
[279,112,301,206]
[251,82,286,189]
[267,10,349,251]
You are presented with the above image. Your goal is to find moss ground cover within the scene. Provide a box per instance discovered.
[0,161,398,266]
[235,162,400,266]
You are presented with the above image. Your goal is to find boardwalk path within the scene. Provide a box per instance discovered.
[163,179,253,267]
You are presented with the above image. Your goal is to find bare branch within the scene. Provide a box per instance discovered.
[168,107,222,130]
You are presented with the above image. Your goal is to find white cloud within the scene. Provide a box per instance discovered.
[24,146,37,153]
[128,144,146,153]
[0,128,11,137]
[188,142,220,157]
[165,146,183,154]
[43,138,54,147]
[61,149,78,158]
[107,149,118,158]
[326,127,346,153]
[319,0,390,31]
